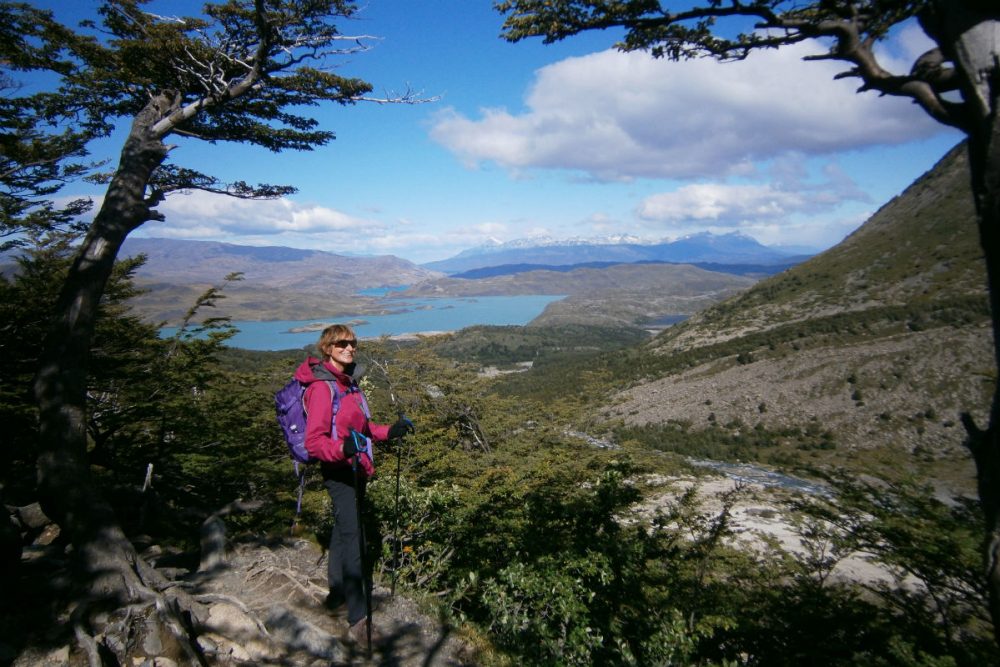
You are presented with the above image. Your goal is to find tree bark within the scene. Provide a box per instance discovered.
[32,94,172,602]
[964,101,1000,646]
[933,0,1000,645]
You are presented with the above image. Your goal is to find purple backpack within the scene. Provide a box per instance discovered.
[275,378,343,465]
[274,378,344,515]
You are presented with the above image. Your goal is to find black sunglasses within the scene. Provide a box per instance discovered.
[332,339,359,349]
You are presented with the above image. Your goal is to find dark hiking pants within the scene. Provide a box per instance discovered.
[323,470,368,626]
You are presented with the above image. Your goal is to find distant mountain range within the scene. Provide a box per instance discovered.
[103,229,814,324]
[114,238,442,323]
[448,259,799,281]
[3,230,811,325]
[120,237,437,290]
[421,231,814,274]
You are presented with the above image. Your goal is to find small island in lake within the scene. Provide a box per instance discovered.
[286,318,370,334]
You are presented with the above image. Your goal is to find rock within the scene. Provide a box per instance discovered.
[139,658,179,666]
[154,567,190,580]
[197,632,251,661]
[198,515,227,572]
[7,535,476,666]
[198,602,290,662]
[13,503,51,531]
[203,602,262,637]
[95,602,201,666]
[264,604,342,661]
[33,523,60,546]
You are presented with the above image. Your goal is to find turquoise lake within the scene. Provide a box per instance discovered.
[165,294,565,351]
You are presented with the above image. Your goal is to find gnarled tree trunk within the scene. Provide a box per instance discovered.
[32,94,172,612]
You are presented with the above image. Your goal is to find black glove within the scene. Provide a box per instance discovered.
[387,415,415,440]
[342,429,363,457]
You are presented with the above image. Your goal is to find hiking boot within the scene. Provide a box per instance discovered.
[324,591,347,616]
[347,618,386,647]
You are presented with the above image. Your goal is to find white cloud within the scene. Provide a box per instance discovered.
[748,210,872,250]
[430,38,944,181]
[156,190,373,237]
[115,189,471,262]
[637,153,871,227]
[638,183,806,222]
[110,188,484,260]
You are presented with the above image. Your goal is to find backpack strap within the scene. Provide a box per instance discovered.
[349,384,372,421]
[294,460,306,517]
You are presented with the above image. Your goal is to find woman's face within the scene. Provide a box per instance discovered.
[325,336,358,371]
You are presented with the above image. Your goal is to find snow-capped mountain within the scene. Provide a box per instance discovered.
[423,232,812,274]
[457,234,647,256]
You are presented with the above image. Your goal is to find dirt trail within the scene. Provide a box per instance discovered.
[199,537,477,666]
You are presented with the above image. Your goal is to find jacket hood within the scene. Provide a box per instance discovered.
[294,357,358,385]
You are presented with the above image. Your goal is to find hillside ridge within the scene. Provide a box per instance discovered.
[602,141,993,492]
[652,142,984,352]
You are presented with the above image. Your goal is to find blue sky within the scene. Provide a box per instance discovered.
[41,1,964,264]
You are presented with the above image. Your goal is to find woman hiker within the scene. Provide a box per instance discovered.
[295,324,414,646]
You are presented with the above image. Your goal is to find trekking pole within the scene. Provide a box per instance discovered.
[391,412,406,598]
[350,432,373,658]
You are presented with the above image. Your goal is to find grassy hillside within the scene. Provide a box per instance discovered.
[400,259,755,297]
[595,142,993,493]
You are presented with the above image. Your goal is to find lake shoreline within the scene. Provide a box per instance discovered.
[162,294,565,351]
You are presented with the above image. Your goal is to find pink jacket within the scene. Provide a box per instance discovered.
[294,357,390,477]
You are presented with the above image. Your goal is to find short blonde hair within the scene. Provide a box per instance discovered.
[318,324,357,359]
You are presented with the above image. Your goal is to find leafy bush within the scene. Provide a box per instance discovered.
[431,323,649,368]
[480,556,605,665]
